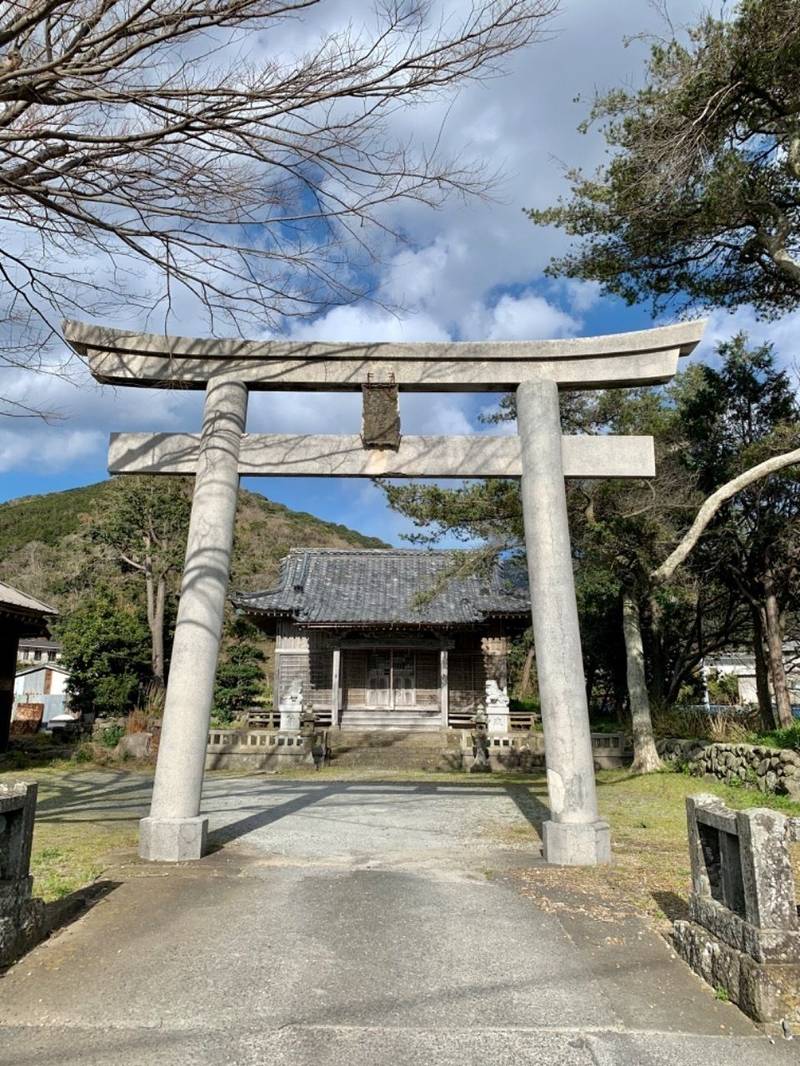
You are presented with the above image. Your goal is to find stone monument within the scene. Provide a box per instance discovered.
[0,782,44,967]
[279,679,304,733]
[485,678,511,735]
[673,794,800,1029]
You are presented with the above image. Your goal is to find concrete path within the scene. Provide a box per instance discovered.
[0,773,795,1065]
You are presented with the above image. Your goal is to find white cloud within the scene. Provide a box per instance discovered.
[0,425,103,474]
[692,306,800,377]
[285,304,450,344]
[0,0,748,529]
[465,290,579,341]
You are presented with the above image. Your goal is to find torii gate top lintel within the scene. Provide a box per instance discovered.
[63,317,707,392]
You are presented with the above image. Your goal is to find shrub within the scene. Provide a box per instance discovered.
[99,724,125,749]
[126,709,149,735]
[653,705,760,743]
[754,721,800,751]
[213,618,266,724]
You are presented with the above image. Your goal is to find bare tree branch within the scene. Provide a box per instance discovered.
[652,447,800,585]
[0,0,558,414]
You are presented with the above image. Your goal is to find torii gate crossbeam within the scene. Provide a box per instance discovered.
[64,317,707,867]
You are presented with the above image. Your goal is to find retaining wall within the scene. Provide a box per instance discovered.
[658,738,800,800]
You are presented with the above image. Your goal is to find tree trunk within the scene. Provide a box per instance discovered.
[518,646,534,697]
[763,572,793,729]
[145,572,166,686]
[585,662,596,710]
[647,593,666,709]
[751,605,776,731]
[622,586,662,773]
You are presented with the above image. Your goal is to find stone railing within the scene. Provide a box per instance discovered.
[205,728,324,770]
[658,738,800,800]
[461,730,630,772]
[0,782,44,967]
[673,794,800,1029]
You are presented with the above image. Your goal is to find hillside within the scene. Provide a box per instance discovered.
[0,480,387,612]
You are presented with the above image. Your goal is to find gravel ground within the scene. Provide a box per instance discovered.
[0,770,794,1066]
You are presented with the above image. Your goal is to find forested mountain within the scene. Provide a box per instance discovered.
[0,481,386,612]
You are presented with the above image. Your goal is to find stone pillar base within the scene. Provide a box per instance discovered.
[543,819,611,866]
[486,713,511,736]
[139,816,208,862]
[673,919,800,1027]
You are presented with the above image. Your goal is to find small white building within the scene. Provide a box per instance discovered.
[705,644,800,707]
[17,637,62,664]
[12,663,71,728]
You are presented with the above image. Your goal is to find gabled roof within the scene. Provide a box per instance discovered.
[0,581,57,617]
[18,637,61,650]
[234,549,530,628]
[0,582,57,640]
[15,663,70,679]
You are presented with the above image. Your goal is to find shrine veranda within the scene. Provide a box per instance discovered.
[64,317,707,866]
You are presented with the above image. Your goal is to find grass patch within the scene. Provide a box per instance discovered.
[0,766,140,901]
[28,821,137,902]
[751,721,800,751]
[509,768,800,930]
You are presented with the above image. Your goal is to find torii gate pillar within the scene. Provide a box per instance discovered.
[517,381,609,864]
[140,378,248,862]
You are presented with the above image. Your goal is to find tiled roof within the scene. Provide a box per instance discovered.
[0,581,57,617]
[234,549,530,627]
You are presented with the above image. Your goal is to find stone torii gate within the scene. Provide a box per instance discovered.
[64,317,706,866]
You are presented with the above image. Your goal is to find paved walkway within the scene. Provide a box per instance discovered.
[0,773,795,1065]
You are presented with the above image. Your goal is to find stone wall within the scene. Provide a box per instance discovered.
[658,738,800,800]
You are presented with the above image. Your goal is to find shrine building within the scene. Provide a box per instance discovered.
[234,548,531,733]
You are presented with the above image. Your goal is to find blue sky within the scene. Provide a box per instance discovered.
[1,0,797,547]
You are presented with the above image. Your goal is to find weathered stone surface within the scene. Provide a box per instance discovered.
[673,921,800,1024]
[361,381,401,450]
[542,819,611,866]
[0,782,45,967]
[690,894,800,963]
[65,316,707,391]
[109,431,657,481]
[517,380,608,866]
[139,816,208,863]
[677,794,800,1026]
[205,729,319,772]
[113,732,152,760]
[658,738,800,797]
[737,807,799,932]
[141,379,248,862]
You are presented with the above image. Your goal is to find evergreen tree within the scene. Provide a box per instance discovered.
[57,591,150,718]
[674,336,800,726]
[529,0,800,318]
[213,618,267,724]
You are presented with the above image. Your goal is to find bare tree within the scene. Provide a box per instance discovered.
[0,0,557,414]
[652,445,800,728]
[652,447,800,584]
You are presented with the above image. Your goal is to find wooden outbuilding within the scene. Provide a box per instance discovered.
[0,582,57,750]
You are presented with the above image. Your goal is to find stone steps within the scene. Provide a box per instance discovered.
[326,727,463,770]
[338,710,443,732]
